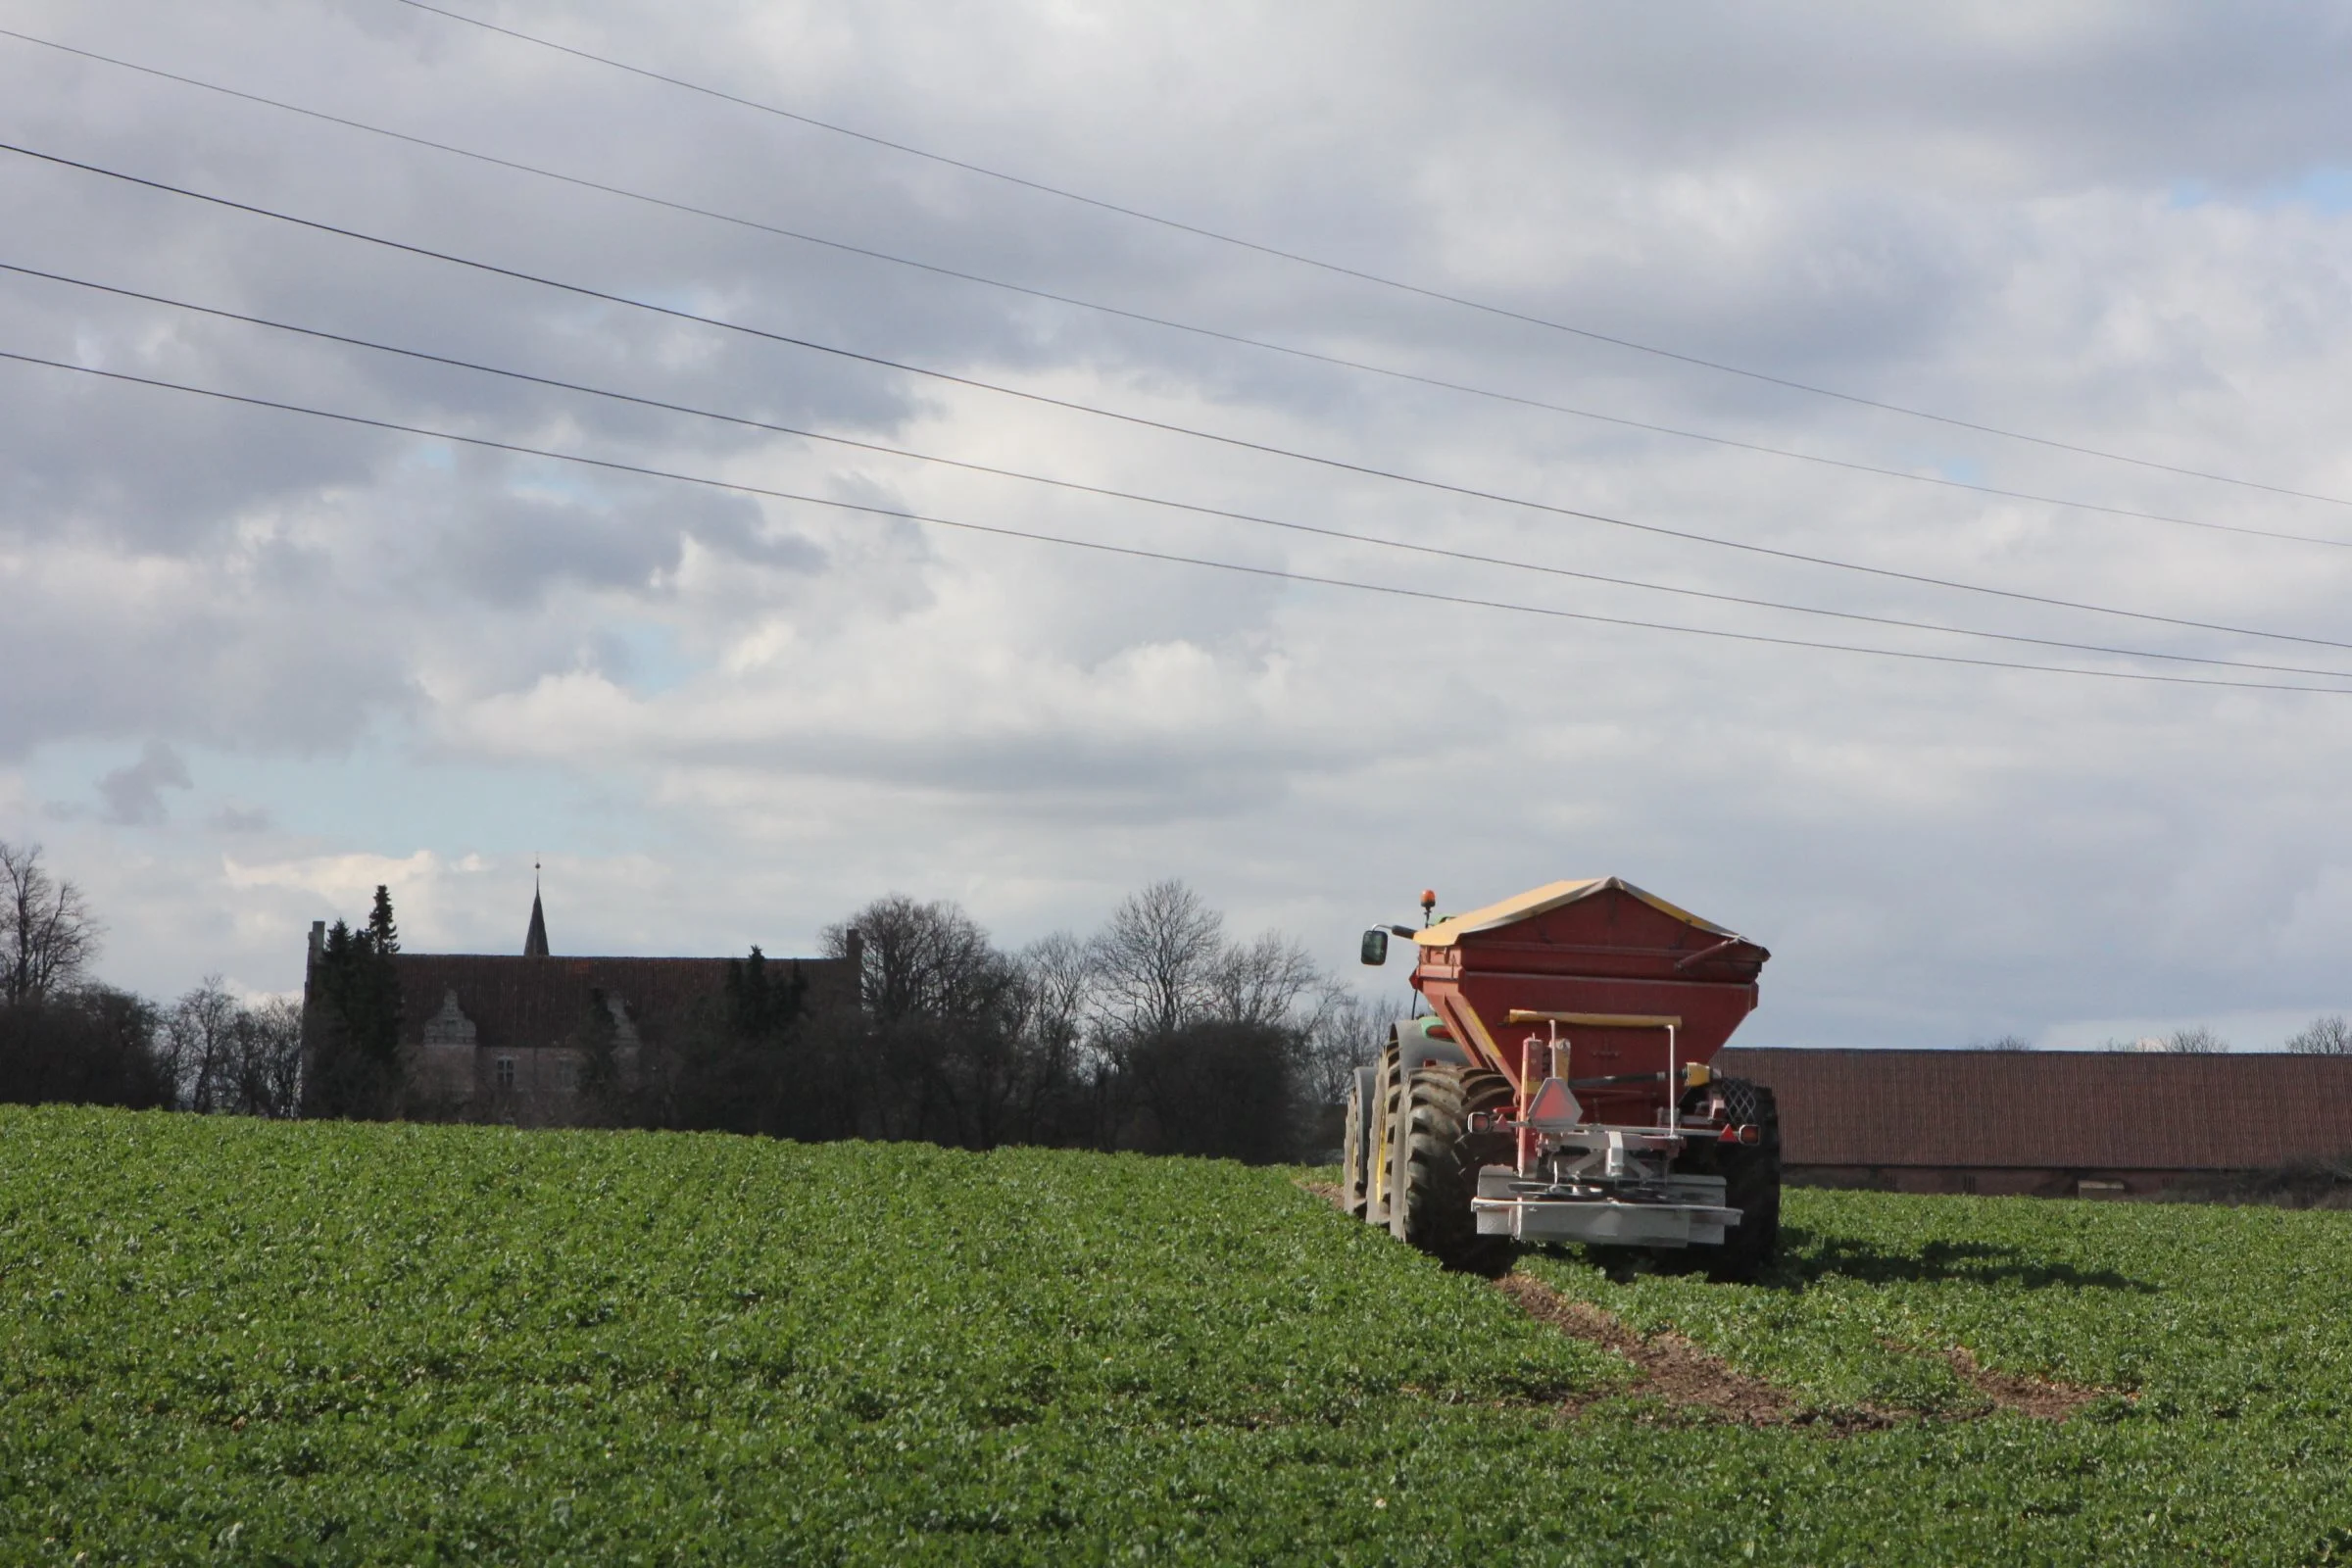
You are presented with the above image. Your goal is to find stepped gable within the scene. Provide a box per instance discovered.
[1714,1047,2352,1185]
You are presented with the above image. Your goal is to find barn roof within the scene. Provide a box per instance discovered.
[1714,1048,2352,1172]
[388,953,856,1052]
[1413,877,1741,947]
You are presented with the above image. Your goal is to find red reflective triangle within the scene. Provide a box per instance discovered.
[1526,1077,1582,1129]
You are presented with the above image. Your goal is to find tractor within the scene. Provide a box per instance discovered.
[1345,878,1780,1280]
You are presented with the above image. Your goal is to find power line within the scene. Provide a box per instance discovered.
[3,341,2345,699]
[378,0,2352,512]
[9,138,2349,659]
[14,256,2349,683]
[4,26,2337,554]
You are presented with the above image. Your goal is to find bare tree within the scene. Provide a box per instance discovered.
[234,997,305,1117]
[2163,1026,2228,1054]
[823,895,1028,1146]
[2287,1015,2352,1054]
[162,980,305,1116]
[1297,988,1401,1108]
[0,842,101,1007]
[1006,929,1100,1141]
[165,976,243,1112]
[1208,930,1321,1030]
[1089,879,1224,1040]
[823,894,1008,1028]
[1016,929,1096,1060]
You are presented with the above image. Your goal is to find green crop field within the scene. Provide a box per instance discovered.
[6,1104,2352,1564]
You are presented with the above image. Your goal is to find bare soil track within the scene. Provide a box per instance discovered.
[1496,1274,1807,1427]
[1296,1173,2105,1426]
[1938,1345,2103,1421]
[1498,1273,2103,1429]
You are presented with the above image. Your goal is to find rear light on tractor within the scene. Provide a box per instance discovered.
[1717,1123,1761,1146]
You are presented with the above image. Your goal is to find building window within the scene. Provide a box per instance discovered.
[557,1058,579,1094]
[495,1055,516,1091]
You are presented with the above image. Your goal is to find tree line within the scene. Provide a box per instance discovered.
[635,881,1386,1162]
[0,841,303,1116]
[1,840,1389,1162]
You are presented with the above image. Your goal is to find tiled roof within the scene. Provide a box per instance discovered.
[1713,1048,2352,1171]
[389,954,856,1052]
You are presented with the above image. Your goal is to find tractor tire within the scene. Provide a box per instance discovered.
[1390,1064,1515,1270]
[1699,1076,1782,1283]
[1341,1065,1378,1219]
[1368,1041,1401,1226]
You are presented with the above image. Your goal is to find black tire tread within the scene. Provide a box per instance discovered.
[1341,1066,1376,1218]
[1368,1042,1401,1225]
[1392,1064,1514,1268]
[1701,1075,1782,1283]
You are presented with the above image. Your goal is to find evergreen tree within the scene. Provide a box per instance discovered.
[660,947,816,1136]
[367,884,399,955]
[304,907,405,1118]
[725,946,808,1043]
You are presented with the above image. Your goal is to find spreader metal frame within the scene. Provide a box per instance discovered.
[1471,1166,1740,1246]
[1473,1010,1746,1248]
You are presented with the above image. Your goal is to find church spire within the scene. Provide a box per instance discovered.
[524,861,550,957]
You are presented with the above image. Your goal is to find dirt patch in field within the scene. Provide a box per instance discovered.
[1496,1274,1824,1428]
[1498,1274,2107,1428]
[1940,1346,2105,1420]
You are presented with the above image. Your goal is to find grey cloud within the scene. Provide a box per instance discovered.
[418,471,823,607]
[667,714,1366,824]
[0,545,421,760]
[97,741,193,825]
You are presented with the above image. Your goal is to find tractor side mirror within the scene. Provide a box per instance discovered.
[1359,928,1390,966]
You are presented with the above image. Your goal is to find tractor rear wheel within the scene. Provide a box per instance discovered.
[1368,1042,1401,1226]
[1390,1065,1515,1269]
[1698,1076,1782,1283]
[1341,1065,1378,1218]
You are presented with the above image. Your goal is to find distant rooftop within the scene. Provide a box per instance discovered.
[1716,1047,2352,1172]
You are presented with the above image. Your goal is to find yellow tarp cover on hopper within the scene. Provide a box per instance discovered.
[1411,876,1741,947]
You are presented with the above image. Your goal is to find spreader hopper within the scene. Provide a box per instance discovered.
[1344,878,1781,1278]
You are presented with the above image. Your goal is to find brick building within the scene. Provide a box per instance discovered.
[304,885,857,1127]
[1715,1048,2352,1197]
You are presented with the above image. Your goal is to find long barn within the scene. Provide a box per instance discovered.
[1715,1048,2352,1197]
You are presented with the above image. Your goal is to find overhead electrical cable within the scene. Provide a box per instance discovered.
[377,0,2352,511]
[1,27,2332,553]
[6,139,2346,658]
[13,258,2349,682]
[3,342,2345,699]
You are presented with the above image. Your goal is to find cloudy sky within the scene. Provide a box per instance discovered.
[6,0,2352,1049]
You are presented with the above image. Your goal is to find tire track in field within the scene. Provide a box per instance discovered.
[1498,1273,2106,1429]
[1497,1273,1824,1427]
[1933,1345,2105,1420]
[1292,1175,2107,1425]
